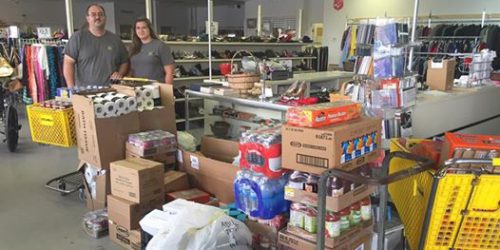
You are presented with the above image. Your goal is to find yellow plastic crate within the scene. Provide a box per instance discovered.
[27,104,76,147]
[388,139,435,250]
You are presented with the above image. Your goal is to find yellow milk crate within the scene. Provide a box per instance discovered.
[26,104,76,147]
[389,139,500,250]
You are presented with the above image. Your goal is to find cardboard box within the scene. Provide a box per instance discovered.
[107,195,163,230]
[278,222,373,250]
[126,149,177,166]
[110,158,165,203]
[72,94,141,169]
[164,171,190,193]
[180,136,240,204]
[284,185,375,212]
[109,220,142,250]
[282,117,382,175]
[79,162,110,211]
[439,132,500,169]
[112,83,177,134]
[126,141,177,157]
[166,188,211,203]
[426,58,457,91]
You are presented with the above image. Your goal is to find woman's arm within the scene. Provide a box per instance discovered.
[164,64,175,85]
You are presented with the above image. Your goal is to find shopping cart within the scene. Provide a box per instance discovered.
[315,144,499,250]
[45,171,84,198]
[315,150,436,250]
[388,139,500,250]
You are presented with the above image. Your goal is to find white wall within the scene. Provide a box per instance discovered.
[323,0,500,65]
[244,0,324,37]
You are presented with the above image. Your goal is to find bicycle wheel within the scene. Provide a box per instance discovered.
[5,105,19,152]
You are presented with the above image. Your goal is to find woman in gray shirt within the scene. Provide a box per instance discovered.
[129,18,175,84]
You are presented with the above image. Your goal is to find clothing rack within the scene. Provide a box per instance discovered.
[19,38,67,48]
[419,36,480,39]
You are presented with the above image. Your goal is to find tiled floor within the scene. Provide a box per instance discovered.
[0,108,118,250]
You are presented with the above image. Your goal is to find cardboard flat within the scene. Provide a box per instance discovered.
[278,222,373,250]
[179,136,240,204]
[72,94,140,169]
[282,117,382,175]
[426,58,457,91]
[164,171,190,193]
[109,220,142,250]
[284,185,375,212]
[110,158,165,203]
[112,83,177,135]
[107,195,163,230]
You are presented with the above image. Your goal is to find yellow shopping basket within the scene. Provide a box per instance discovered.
[26,104,76,147]
[389,139,500,250]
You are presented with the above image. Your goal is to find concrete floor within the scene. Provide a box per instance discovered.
[0,108,119,250]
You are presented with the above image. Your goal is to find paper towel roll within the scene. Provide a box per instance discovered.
[97,92,110,98]
[92,97,105,103]
[94,103,106,118]
[144,84,160,99]
[136,100,144,112]
[103,101,116,117]
[126,97,137,112]
[142,88,153,99]
[104,96,126,110]
[134,87,145,98]
[144,98,154,111]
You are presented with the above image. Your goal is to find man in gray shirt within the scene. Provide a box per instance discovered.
[63,4,129,87]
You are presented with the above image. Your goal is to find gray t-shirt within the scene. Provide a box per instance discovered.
[130,39,174,82]
[64,29,128,86]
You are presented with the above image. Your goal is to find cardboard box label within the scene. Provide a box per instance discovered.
[284,187,295,197]
[340,131,378,164]
[190,155,200,170]
[177,150,183,163]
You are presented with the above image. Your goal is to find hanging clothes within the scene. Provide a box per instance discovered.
[21,42,65,103]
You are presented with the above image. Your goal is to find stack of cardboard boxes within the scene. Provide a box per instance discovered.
[107,158,165,249]
[278,103,382,250]
[73,83,177,211]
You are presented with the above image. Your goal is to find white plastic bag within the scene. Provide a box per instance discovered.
[143,199,252,250]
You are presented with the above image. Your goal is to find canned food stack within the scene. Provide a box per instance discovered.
[88,92,137,118]
[285,166,373,239]
[279,101,381,249]
[38,100,72,110]
[57,85,110,99]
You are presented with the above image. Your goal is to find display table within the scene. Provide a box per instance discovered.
[184,84,500,138]
[413,85,500,138]
[204,71,354,96]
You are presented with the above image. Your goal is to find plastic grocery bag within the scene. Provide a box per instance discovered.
[177,131,197,152]
[142,199,252,250]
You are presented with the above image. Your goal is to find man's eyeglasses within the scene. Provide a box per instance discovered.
[88,12,105,18]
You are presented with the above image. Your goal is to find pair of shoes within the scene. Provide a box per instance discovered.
[281,80,307,101]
